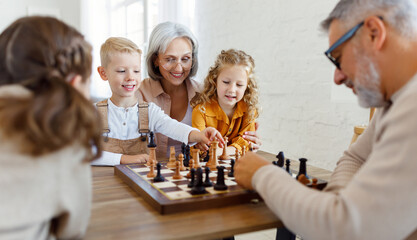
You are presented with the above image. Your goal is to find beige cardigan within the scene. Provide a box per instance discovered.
[253,74,417,240]
[0,85,91,240]
[138,77,201,158]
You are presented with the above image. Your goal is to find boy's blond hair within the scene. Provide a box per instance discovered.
[100,37,142,67]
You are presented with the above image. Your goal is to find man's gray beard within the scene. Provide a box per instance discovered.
[353,53,388,108]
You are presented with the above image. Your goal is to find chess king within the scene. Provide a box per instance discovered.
[235,0,417,239]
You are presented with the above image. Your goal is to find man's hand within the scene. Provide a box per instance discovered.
[120,154,149,164]
[234,152,271,190]
[242,122,262,152]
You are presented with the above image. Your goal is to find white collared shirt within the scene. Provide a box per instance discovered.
[91,99,196,166]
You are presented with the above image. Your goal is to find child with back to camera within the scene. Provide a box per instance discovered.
[191,49,260,155]
[0,16,102,239]
[92,37,224,166]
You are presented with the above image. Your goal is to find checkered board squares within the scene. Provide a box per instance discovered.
[114,159,262,214]
[128,160,242,201]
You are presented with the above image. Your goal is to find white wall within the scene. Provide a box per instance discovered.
[195,0,370,170]
[0,0,80,32]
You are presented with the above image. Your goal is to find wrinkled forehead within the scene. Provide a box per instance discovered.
[328,19,349,47]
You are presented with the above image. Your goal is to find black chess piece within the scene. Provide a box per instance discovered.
[184,144,191,167]
[148,131,157,148]
[181,143,186,155]
[203,166,213,187]
[228,159,235,177]
[296,158,308,180]
[191,168,206,194]
[276,151,285,168]
[153,163,165,182]
[214,166,228,191]
[203,149,210,162]
[272,161,278,166]
[285,159,291,175]
[187,168,196,188]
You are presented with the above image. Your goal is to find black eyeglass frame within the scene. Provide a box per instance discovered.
[324,16,383,69]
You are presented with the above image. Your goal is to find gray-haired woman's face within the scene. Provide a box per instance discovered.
[155,37,192,86]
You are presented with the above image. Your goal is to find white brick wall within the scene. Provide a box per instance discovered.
[194,0,370,170]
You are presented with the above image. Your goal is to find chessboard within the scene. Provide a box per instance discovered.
[115,158,327,215]
[114,159,260,215]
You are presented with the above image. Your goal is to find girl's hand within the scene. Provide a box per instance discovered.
[120,154,149,164]
[242,122,262,152]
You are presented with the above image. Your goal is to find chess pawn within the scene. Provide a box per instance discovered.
[192,148,200,168]
[178,153,186,171]
[167,146,177,169]
[285,159,292,175]
[147,159,156,178]
[218,137,230,160]
[242,146,246,156]
[214,166,228,191]
[203,166,213,187]
[172,161,183,180]
[153,162,165,182]
[235,148,240,161]
[186,158,195,178]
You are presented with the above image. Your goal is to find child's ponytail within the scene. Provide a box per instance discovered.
[0,16,102,161]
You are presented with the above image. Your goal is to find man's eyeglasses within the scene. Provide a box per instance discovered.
[324,16,383,69]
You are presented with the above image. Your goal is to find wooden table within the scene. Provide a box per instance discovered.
[85,151,332,240]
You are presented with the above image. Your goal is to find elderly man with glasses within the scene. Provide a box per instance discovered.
[234,0,417,239]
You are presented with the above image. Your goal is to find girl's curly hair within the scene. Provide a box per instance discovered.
[191,49,259,120]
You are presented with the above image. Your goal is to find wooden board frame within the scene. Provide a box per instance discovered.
[115,161,327,215]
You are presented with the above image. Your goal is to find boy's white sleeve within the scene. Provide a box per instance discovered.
[148,103,198,144]
[91,150,122,166]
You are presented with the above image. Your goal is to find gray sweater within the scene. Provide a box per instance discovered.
[253,74,417,240]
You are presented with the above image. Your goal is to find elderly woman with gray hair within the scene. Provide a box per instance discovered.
[139,22,261,157]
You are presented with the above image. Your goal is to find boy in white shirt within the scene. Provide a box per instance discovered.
[92,37,223,166]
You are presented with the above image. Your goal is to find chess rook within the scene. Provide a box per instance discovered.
[296,158,308,180]
[191,168,206,194]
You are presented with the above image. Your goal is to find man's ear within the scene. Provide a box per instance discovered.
[97,66,108,81]
[364,16,386,50]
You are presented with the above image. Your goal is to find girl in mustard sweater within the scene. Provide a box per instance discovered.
[191,49,260,155]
